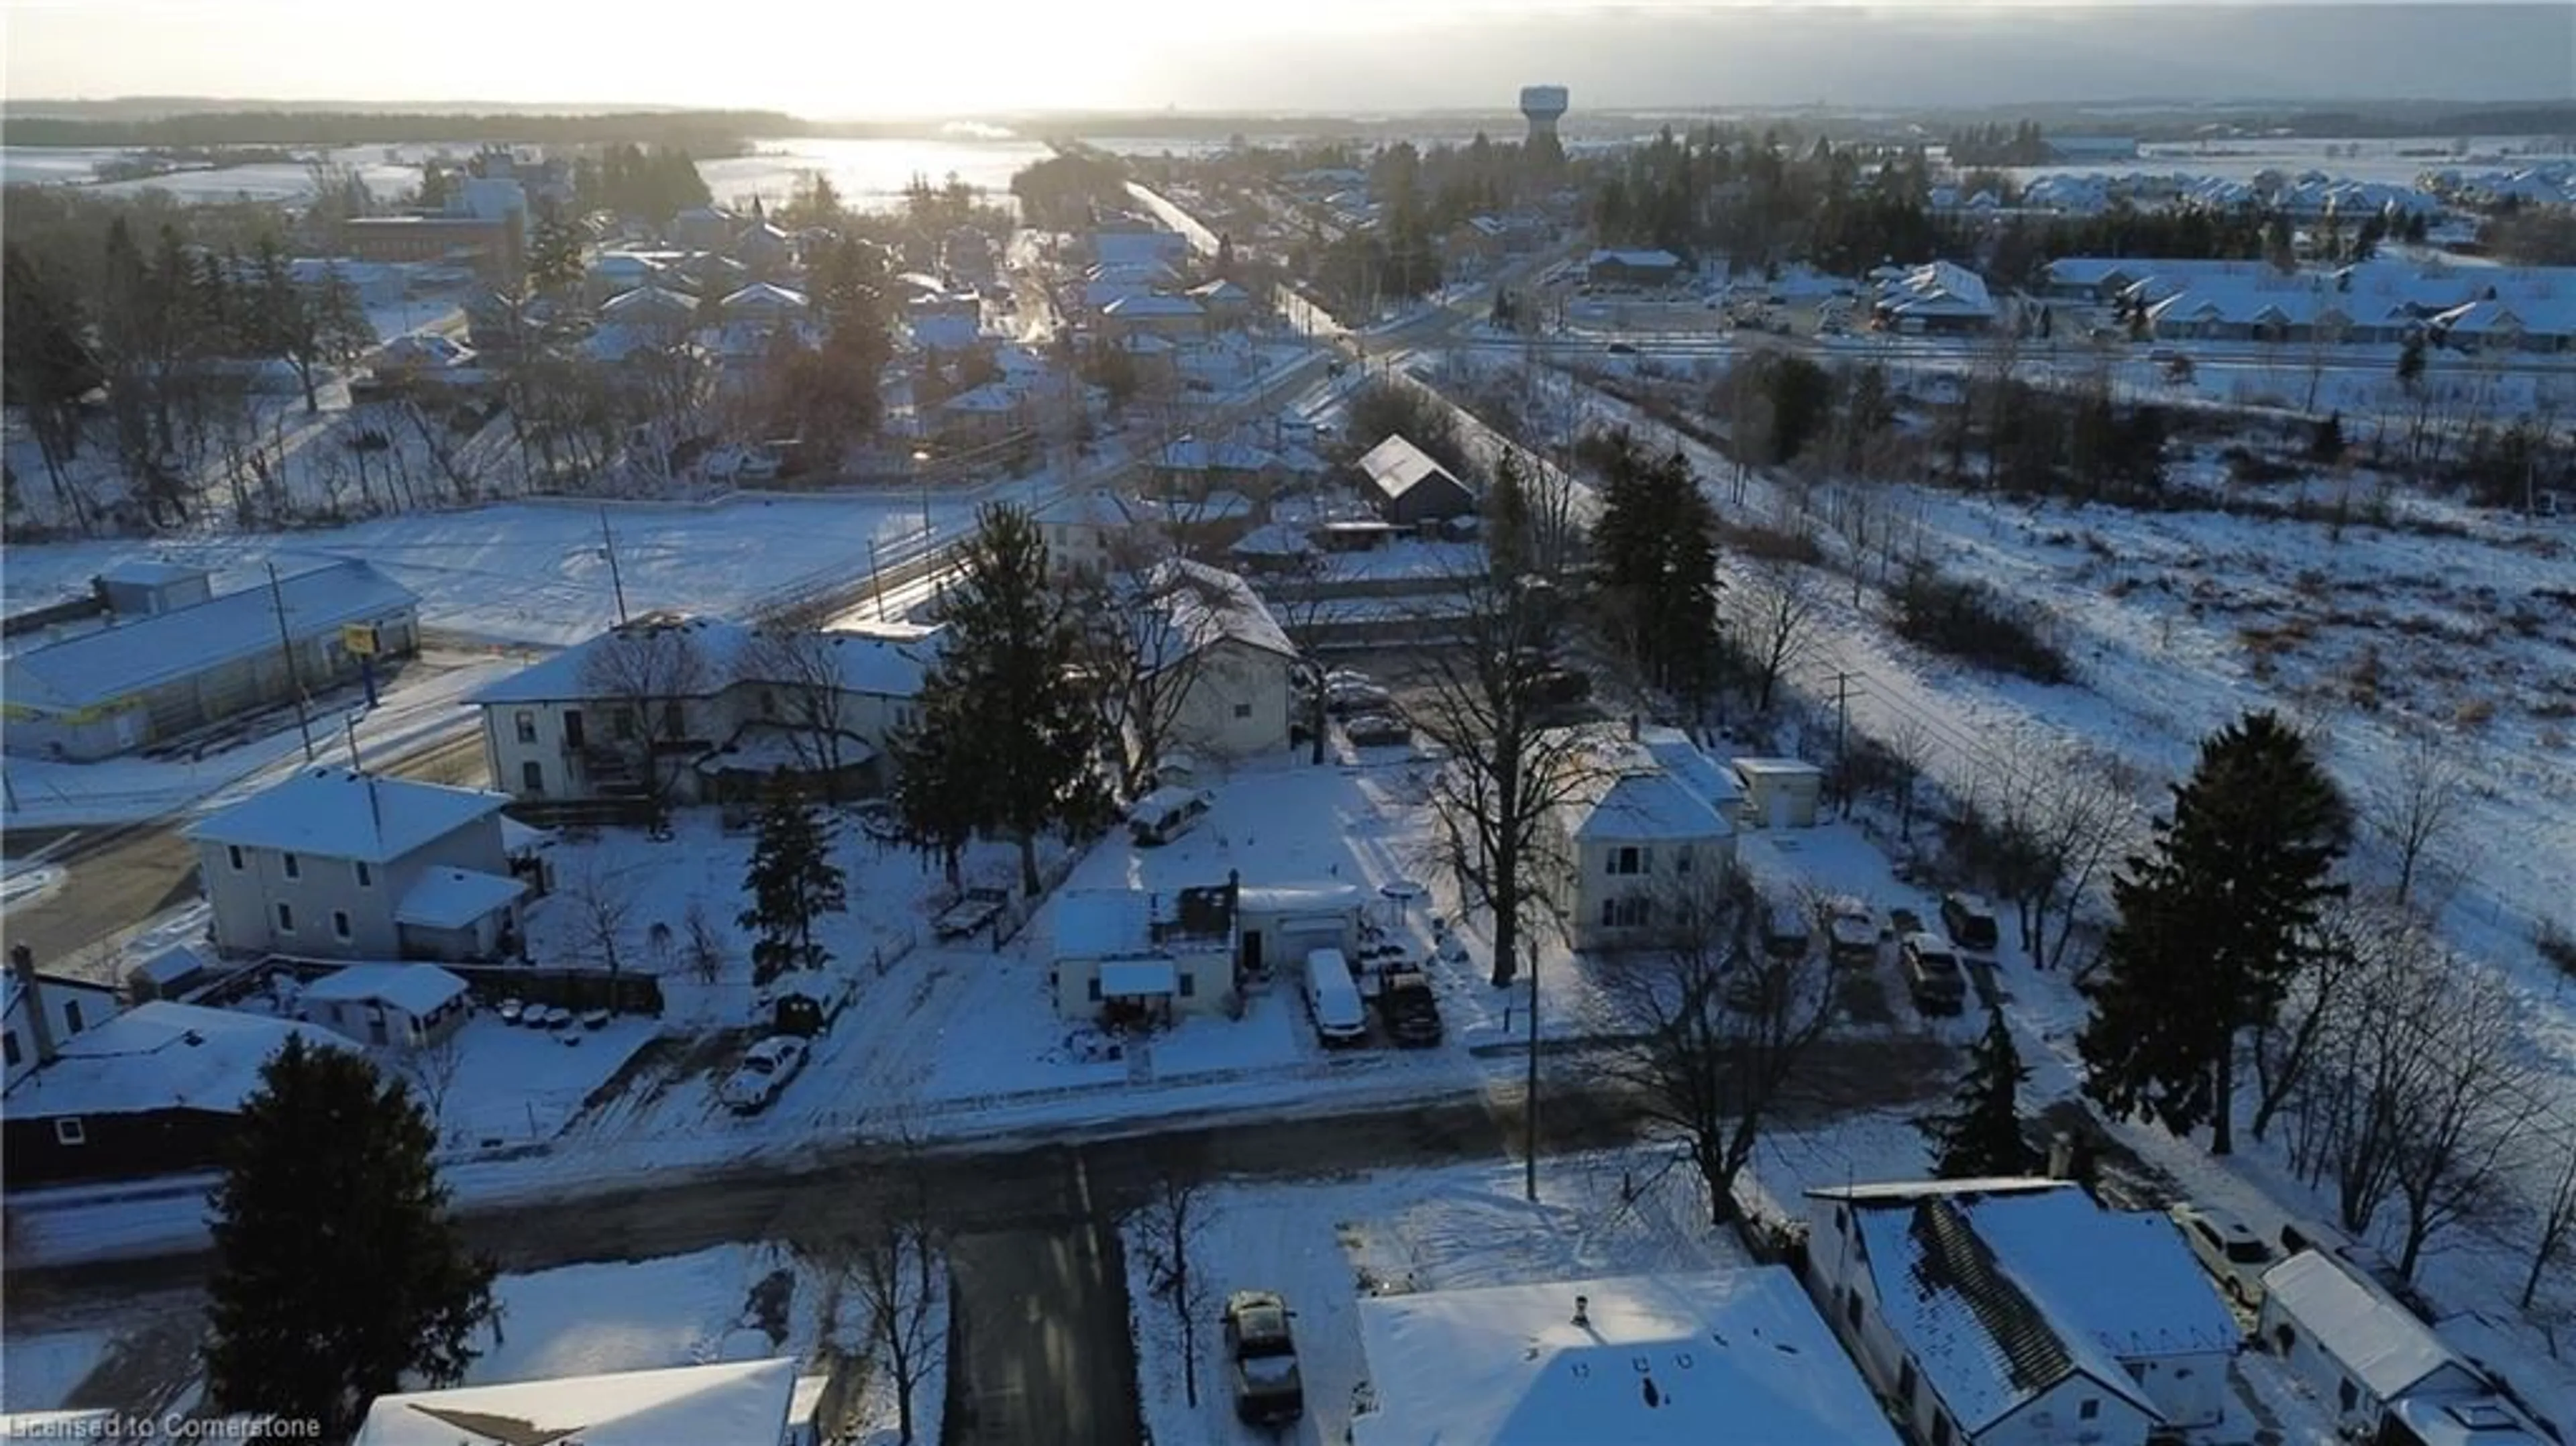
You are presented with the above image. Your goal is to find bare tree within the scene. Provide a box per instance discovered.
[561,852,638,977]
[682,900,727,985]
[1411,566,1603,988]
[408,1029,466,1140]
[1878,715,1939,844]
[1130,1165,1217,1408]
[736,628,863,795]
[2521,1128,2576,1311]
[2384,961,2544,1278]
[802,1129,946,1446]
[1598,870,1836,1227]
[1261,547,1348,767]
[577,619,715,813]
[2250,901,2379,1144]
[1731,557,1821,715]
[2375,729,2468,912]
[1073,559,1222,796]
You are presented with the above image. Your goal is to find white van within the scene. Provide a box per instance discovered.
[1128,786,1212,846]
[1303,948,1367,1047]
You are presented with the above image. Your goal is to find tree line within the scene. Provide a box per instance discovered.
[3,109,784,150]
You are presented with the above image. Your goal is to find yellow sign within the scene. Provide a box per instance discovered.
[341,623,381,657]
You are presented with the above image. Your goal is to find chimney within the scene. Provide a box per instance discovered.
[11,944,57,1066]
[1627,712,1640,742]
[1571,1294,1591,1328]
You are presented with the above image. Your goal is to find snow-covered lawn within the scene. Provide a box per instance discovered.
[0,1329,115,1413]
[1122,1151,1749,1446]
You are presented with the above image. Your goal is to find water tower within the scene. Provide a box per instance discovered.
[1519,85,1569,148]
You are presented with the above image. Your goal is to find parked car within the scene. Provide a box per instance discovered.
[1374,968,1444,1047]
[1326,680,1395,716]
[1128,785,1214,846]
[1224,1290,1306,1426]
[1941,893,2002,955]
[1343,713,1411,748]
[1760,900,1813,962]
[720,1036,812,1114]
[1821,897,1880,965]
[1603,341,1638,355]
[2171,1203,2277,1305]
[1900,932,1966,1015]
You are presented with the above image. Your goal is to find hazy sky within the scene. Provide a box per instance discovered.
[5,1,2568,117]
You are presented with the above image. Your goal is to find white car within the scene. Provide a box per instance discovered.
[2170,1203,2277,1305]
[1822,897,1880,964]
[720,1036,811,1115]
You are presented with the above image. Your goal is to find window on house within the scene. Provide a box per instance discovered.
[612,709,637,741]
[1844,1290,1862,1329]
[1931,1416,1952,1446]
[1232,702,1252,719]
[333,911,352,941]
[1087,977,1103,1002]
[355,860,372,888]
[2079,1400,2100,1421]
[54,1117,86,1147]
[1602,897,1652,930]
[5,1033,19,1069]
[1676,844,1694,875]
[282,852,301,880]
[761,691,778,718]
[2339,1381,2359,1413]
[661,704,685,740]
[1611,846,1642,876]
[276,902,295,933]
[227,844,245,872]
[522,760,545,795]
[1179,972,1197,997]
[1898,1361,1917,1404]
[515,710,537,744]
[63,1000,83,1034]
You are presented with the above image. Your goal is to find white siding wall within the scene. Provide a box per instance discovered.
[199,817,511,959]
[1564,830,1736,952]
[1169,641,1291,761]
[1051,949,1236,1018]
[484,683,918,803]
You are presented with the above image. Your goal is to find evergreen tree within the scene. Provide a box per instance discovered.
[205,1036,498,1438]
[2077,710,2349,1154]
[737,788,847,986]
[1921,1007,2037,1177]
[890,504,1110,895]
[525,215,586,302]
[2396,334,2427,394]
[1588,433,1719,704]
[2310,411,2346,461]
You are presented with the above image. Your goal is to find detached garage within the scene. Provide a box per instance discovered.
[1729,757,1823,830]
[1235,883,1363,977]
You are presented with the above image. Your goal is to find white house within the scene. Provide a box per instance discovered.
[1034,488,1141,581]
[186,768,526,962]
[1131,560,1299,761]
[1350,1269,1902,1446]
[1730,757,1822,830]
[1807,1179,2239,1446]
[1542,724,1739,952]
[299,962,472,1049]
[3,950,123,1087]
[471,615,938,808]
[354,1357,828,1446]
[2256,1251,2492,1438]
[1232,883,1364,978]
[1049,883,1239,1023]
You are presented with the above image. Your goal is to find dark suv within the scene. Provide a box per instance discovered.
[1224,1290,1305,1426]
[1940,892,2001,955]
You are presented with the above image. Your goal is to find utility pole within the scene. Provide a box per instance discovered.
[343,712,364,771]
[598,508,629,626]
[1525,938,1541,1203]
[265,563,317,763]
[1830,669,1858,817]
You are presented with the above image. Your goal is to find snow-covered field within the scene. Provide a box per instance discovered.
[0,1329,115,1414]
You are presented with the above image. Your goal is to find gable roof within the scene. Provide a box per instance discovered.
[470,617,939,706]
[2261,1250,2469,1402]
[1139,559,1297,662]
[1102,292,1203,319]
[1354,434,1470,506]
[717,282,809,313]
[186,767,509,863]
[1351,1270,1902,1446]
[3,559,417,712]
[301,962,472,1015]
[1,1002,350,1119]
[1547,726,1733,844]
[353,1357,801,1446]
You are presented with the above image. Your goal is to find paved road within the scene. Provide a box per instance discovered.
[947,1220,1139,1446]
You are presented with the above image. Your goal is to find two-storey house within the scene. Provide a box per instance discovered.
[186,767,525,962]
[472,614,939,809]
[1541,724,1739,952]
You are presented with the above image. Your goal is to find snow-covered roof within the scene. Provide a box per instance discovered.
[1350,1270,1902,1446]
[1098,959,1179,997]
[1103,292,1204,319]
[1,1002,350,1119]
[1157,437,1279,474]
[1095,230,1187,268]
[2260,1250,2467,1402]
[98,557,209,588]
[717,282,810,313]
[599,284,698,318]
[1116,331,1177,355]
[499,817,551,856]
[1587,247,1683,270]
[1355,434,1470,506]
[908,314,984,351]
[1234,882,1364,915]
[352,1357,802,1446]
[1052,887,1232,958]
[2385,1396,2555,1446]
[1878,260,1996,320]
[3,559,418,712]
[187,768,510,865]
[472,617,938,706]
[1140,559,1297,662]
[393,869,527,931]
[1548,726,1733,844]
[941,381,1026,414]
[1636,726,1748,809]
[1187,277,1254,301]
[301,962,471,1016]
[1730,756,1821,783]
[1818,1180,2206,1433]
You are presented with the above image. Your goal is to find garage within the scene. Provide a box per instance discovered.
[1236,884,1364,977]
